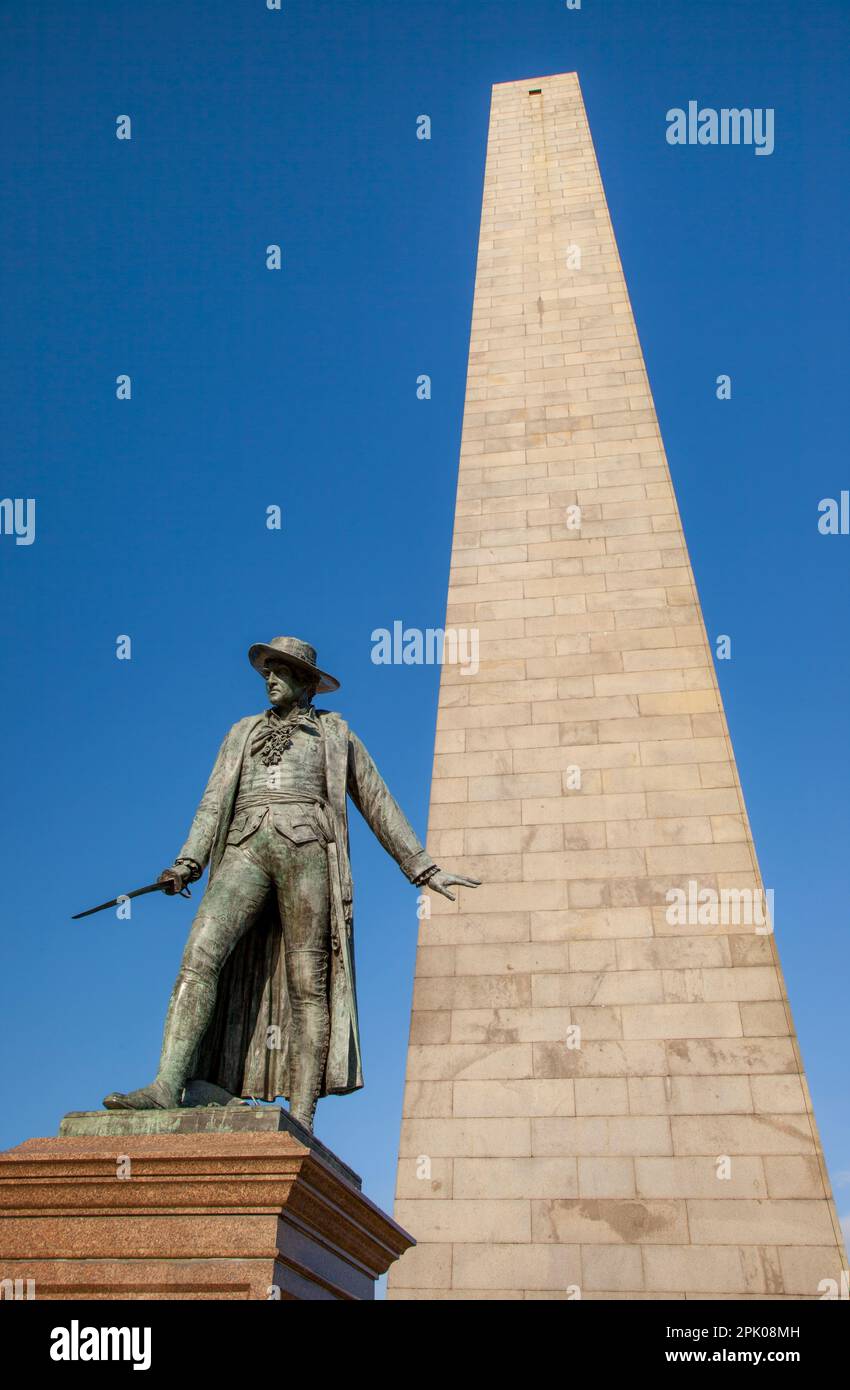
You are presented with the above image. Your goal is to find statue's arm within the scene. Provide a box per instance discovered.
[345,730,438,885]
[171,731,232,876]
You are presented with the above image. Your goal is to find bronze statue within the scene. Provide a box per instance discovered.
[99,637,479,1130]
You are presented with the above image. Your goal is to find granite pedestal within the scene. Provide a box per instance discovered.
[0,1107,413,1300]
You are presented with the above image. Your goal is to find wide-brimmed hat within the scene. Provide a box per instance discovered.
[247,636,340,694]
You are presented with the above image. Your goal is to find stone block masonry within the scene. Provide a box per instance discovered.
[387,73,847,1300]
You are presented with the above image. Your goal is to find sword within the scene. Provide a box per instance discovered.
[71,874,192,920]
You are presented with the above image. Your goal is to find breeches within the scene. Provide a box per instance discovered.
[180,813,331,1050]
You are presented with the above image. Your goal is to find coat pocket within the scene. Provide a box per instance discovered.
[226,807,267,845]
[271,807,322,846]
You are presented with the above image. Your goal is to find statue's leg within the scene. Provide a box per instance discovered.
[103,847,272,1109]
[273,838,331,1131]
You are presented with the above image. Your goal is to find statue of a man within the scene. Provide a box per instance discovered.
[103,637,479,1130]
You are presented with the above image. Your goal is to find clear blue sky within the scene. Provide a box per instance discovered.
[1,0,847,1229]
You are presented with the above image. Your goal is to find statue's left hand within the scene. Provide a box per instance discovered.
[426,870,482,901]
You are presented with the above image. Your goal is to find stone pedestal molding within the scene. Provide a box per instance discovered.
[0,1110,413,1300]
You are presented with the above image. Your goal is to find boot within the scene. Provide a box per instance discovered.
[286,947,330,1131]
[103,1079,179,1111]
[288,1039,326,1132]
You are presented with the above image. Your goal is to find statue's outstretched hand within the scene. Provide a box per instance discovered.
[426,870,482,901]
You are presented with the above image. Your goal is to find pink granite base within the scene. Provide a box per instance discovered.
[0,1131,413,1300]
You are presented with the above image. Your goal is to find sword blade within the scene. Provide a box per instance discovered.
[71,881,167,920]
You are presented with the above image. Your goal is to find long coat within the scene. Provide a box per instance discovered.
[175,709,435,1102]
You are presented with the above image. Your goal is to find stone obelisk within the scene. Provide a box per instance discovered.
[388,73,846,1300]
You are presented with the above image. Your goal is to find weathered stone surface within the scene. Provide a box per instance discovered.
[58,1105,360,1188]
[0,1129,411,1300]
[387,70,847,1300]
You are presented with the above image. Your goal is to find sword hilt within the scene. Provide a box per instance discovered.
[158,869,192,899]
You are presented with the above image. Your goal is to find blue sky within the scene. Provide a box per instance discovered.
[1,0,847,1230]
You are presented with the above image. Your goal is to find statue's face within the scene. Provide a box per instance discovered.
[263,658,309,709]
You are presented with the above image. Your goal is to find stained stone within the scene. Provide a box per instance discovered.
[388,71,848,1300]
[0,1127,412,1299]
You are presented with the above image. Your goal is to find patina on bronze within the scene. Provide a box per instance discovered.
[100,636,480,1130]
